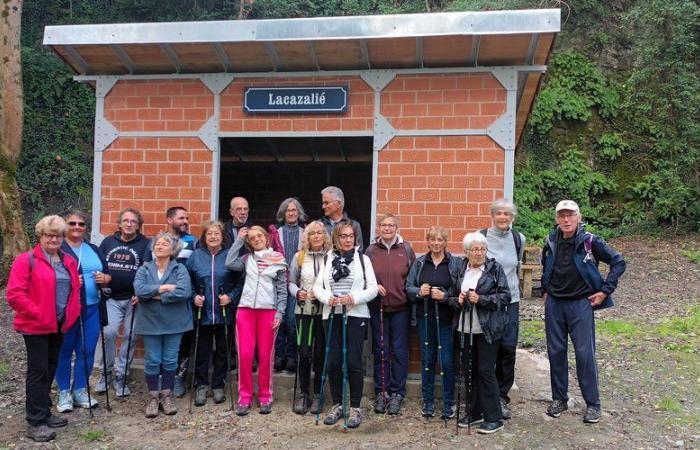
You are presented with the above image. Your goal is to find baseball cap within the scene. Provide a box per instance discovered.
[555,200,579,213]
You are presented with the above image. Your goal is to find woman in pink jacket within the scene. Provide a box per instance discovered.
[6,215,81,443]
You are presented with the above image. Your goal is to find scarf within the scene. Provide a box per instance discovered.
[331,249,355,282]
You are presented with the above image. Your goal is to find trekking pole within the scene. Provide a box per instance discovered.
[341,305,349,433]
[422,294,430,421]
[99,290,112,412]
[379,295,387,411]
[220,286,234,411]
[188,288,203,414]
[292,304,303,412]
[466,290,475,435]
[434,296,447,427]
[78,310,95,418]
[122,303,137,398]
[456,292,467,435]
[315,310,335,425]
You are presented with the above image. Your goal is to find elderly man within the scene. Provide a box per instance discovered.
[320,186,363,250]
[541,200,625,424]
[224,196,252,248]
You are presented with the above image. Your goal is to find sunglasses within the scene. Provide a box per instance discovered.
[68,221,86,227]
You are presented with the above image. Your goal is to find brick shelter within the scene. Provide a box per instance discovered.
[44,10,560,375]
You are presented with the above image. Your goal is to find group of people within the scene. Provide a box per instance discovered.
[6,185,626,442]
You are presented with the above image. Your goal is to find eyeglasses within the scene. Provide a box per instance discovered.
[321,200,339,206]
[339,234,355,240]
[380,223,397,228]
[468,248,487,253]
[42,234,63,241]
[68,221,86,227]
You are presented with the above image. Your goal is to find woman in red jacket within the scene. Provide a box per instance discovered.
[6,215,81,443]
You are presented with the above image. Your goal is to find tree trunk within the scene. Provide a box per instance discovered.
[0,0,29,257]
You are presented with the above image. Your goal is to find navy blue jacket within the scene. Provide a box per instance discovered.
[406,252,463,322]
[541,225,626,310]
[185,247,244,326]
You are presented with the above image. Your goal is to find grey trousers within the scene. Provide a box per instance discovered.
[96,298,136,378]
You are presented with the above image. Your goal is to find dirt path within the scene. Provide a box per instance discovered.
[1,234,699,449]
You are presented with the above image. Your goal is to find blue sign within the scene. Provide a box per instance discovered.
[243,86,348,114]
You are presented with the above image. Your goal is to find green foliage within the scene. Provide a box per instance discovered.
[518,319,545,349]
[655,397,683,413]
[78,430,107,442]
[595,132,627,162]
[681,250,700,264]
[597,319,640,337]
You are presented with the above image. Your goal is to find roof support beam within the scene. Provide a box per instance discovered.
[212,43,234,72]
[467,36,480,66]
[109,44,136,74]
[360,40,371,70]
[264,42,282,71]
[160,43,184,73]
[415,37,424,68]
[517,33,540,108]
[307,42,321,71]
[64,45,92,74]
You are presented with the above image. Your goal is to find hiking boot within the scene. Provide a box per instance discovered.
[458,416,484,428]
[95,371,112,394]
[293,393,309,415]
[259,402,272,414]
[173,375,186,398]
[212,388,225,404]
[160,394,177,415]
[546,399,568,418]
[236,403,250,416]
[26,424,56,442]
[145,396,159,418]
[501,398,511,420]
[421,400,435,418]
[46,414,68,428]
[387,394,404,415]
[347,407,362,429]
[477,420,504,434]
[73,388,98,409]
[56,390,73,413]
[309,394,323,414]
[285,357,296,373]
[374,392,388,414]
[583,406,601,423]
[194,385,208,407]
[323,403,344,425]
[113,376,131,397]
[442,403,456,420]
[273,356,285,372]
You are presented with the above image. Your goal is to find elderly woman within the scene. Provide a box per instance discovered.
[185,220,243,407]
[6,216,81,442]
[274,197,307,373]
[452,232,511,434]
[288,220,331,415]
[313,220,378,429]
[226,225,287,416]
[134,232,193,418]
[406,226,461,419]
[55,210,111,413]
[479,199,525,419]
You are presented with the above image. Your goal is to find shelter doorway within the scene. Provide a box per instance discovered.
[218,137,373,241]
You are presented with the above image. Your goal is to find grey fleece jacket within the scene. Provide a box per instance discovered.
[484,226,525,303]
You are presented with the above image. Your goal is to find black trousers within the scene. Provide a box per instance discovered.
[326,315,366,408]
[23,333,63,426]
[458,333,502,423]
[194,324,232,389]
[296,314,324,396]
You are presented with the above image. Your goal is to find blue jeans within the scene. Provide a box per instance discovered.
[545,296,600,408]
[370,308,410,396]
[274,294,297,361]
[142,333,183,376]
[55,304,100,391]
[417,309,454,406]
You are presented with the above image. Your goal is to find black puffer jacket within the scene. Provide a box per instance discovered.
[448,257,511,344]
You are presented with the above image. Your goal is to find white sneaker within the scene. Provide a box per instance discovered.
[95,371,112,394]
[56,390,73,413]
[72,388,98,408]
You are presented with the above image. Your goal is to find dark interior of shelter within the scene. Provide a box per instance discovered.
[218,137,372,241]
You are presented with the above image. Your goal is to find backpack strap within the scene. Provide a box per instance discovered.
[358,251,367,290]
[511,228,523,273]
[583,233,596,264]
[297,250,305,268]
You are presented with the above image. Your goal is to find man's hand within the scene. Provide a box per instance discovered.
[458,291,466,306]
[130,295,139,306]
[159,284,176,294]
[588,291,606,307]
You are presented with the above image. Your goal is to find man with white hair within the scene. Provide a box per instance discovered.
[541,200,626,424]
[320,186,363,250]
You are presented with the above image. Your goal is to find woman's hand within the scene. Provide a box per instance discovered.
[272,318,281,330]
[297,289,308,302]
[194,295,204,307]
[159,284,176,294]
[78,274,84,287]
[130,295,139,306]
[219,294,231,306]
[458,291,467,306]
[430,287,445,301]
[467,290,479,304]
[419,283,430,297]
[377,284,387,297]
